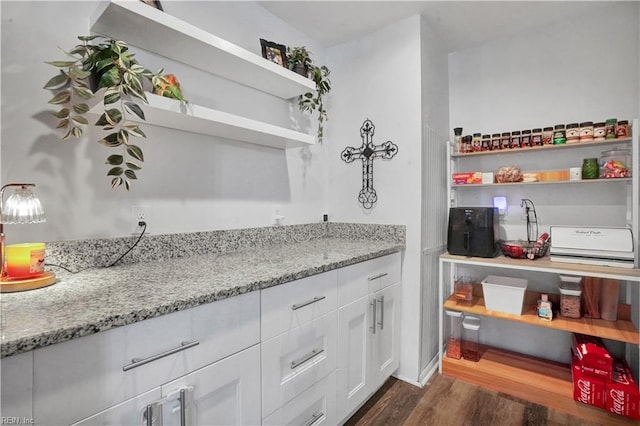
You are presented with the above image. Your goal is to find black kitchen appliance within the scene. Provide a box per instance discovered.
[447,207,499,258]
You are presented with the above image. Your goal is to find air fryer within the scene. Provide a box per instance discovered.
[447,207,499,258]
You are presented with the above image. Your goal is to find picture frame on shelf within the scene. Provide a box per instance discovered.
[139,0,163,11]
[260,39,287,67]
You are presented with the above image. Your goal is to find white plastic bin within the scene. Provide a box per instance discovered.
[481,275,528,315]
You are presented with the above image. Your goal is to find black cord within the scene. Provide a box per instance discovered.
[107,221,147,267]
[45,263,92,274]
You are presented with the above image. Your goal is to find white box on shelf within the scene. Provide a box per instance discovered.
[481,275,528,315]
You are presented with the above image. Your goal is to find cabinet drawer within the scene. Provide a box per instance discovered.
[261,310,337,418]
[261,270,337,341]
[32,291,260,425]
[263,370,336,426]
[337,252,401,307]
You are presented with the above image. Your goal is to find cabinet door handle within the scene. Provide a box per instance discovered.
[143,400,163,426]
[179,388,187,426]
[370,300,377,334]
[377,295,385,330]
[291,348,324,369]
[304,411,324,426]
[368,272,388,281]
[292,296,326,311]
[145,404,154,426]
[123,340,200,371]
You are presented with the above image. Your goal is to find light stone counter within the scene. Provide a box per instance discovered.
[1,224,404,358]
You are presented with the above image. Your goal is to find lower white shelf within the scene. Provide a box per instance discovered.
[89,92,315,150]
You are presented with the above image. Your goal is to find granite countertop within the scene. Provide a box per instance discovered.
[0,237,403,358]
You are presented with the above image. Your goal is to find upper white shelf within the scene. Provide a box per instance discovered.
[89,93,315,149]
[90,0,316,99]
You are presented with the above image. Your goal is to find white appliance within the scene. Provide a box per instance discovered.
[549,226,635,268]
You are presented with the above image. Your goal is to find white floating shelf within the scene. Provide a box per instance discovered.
[90,0,315,99]
[89,93,315,149]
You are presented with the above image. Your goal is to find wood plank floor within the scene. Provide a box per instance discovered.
[344,374,637,426]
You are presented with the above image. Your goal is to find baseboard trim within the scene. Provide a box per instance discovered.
[418,357,439,386]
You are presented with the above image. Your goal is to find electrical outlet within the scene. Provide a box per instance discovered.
[273,204,284,226]
[132,205,151,234]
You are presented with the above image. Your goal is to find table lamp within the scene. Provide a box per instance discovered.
[0,183,56,292]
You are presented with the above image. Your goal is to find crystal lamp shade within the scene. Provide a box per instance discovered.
[1,186,46,224]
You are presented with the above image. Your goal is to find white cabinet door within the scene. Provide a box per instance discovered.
[336,295,371,421]
[0,351,33,421]
[71,388,162,426]
[161,344,261,426]
[371,282,401,388]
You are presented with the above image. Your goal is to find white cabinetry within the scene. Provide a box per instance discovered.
[89,0,315,150]
[439,120,639,424]
[31,291,260,425]
[336,252,402,423]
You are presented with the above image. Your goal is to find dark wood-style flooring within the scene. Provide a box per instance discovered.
[344,374,633,426]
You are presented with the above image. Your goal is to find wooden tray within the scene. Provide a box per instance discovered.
[0,271,57,293]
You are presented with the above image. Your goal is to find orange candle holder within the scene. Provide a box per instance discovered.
[5,243,46,279]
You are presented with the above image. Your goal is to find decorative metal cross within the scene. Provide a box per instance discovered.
[341,119,398,209]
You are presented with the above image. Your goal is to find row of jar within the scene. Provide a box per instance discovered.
[454,119,631,153]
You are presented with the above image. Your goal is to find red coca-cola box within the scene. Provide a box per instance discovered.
[605,359,640,420]
[571,352,605,409]
[572,333,612,381]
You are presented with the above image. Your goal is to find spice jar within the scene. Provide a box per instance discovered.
[553,124,566,144]
[579,121,594,142]
[445,310,463,359]
[491,133,501,151]
[616,120,629,138]
[582,158,599,179]
[463,135,472,153]
[453,127,463,154]
[521,129,531,147]
[531,128,543,146]
[462,316,481,362]
[481,134,491,151]
[500,132,510,150]
[510,130,521,149]
[472,133,482,152]
[605,118,617,139]
[593,122,606,141]
[542,127,554,145]
[566,123,580,143]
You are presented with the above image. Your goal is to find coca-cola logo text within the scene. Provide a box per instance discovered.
[609,389,626,414]
[577,379,591,403]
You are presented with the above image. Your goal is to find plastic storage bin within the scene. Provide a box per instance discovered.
[481,275,528,315]
[558,275,582,319]
[462,315,481,362]
[599,148,632,178]
[445,310,463,359]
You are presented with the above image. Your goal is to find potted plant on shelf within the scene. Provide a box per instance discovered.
[44,35,185,190]
[286,46,331,144]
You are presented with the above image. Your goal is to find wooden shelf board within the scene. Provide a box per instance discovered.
[90,0,315,99]
[451,137,632,158]
[452,178,631,188]
[442,347,637,425]
[89,93,314,149]
[444,292,638,344]
[440,253,640,282]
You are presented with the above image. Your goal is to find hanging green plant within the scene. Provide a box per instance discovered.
[44,35,184,190]
[286,46,331,144]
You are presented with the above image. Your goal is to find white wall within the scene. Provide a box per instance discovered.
[1,0,329,243]
[448,2,639,364]
[326,15,423,383]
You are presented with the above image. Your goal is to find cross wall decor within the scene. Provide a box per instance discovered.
[340,119,398,209]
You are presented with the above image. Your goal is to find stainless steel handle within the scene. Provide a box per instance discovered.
[370,300,377,334]
[292,296,326,311]
[123,340,200,371]
[179,388,187,426]
[291,348,324,369]
[368,272,388,281]
[377,296,385,330]
[304,411,324,426]
[145,404,153,426]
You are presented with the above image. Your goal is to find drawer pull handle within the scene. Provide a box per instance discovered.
[304,411,325,426]
[368,272,388,281]
[123,340,200,371]
[291,348,324,369]
[292,296,326,311]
